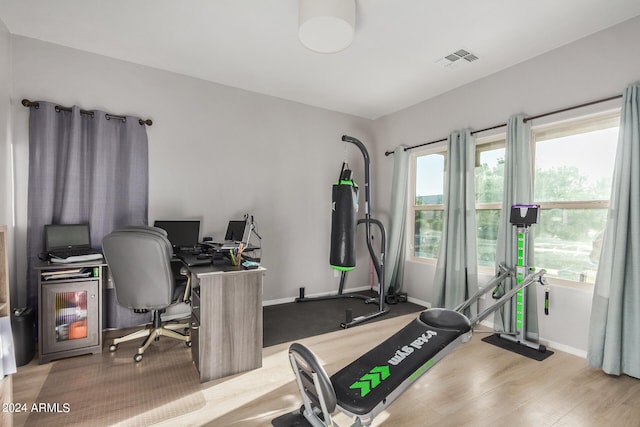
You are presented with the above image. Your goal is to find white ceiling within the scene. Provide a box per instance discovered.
[1,0,640,119]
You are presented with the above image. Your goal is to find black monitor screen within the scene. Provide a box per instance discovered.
[45,223,91,251]
[154,220,200,249]
[225,220,247,241]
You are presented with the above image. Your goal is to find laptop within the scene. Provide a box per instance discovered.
[45,224,102,260]
[217,220,250,249]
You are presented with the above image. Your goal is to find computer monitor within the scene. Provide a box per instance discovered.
[153,220,200,250]
[45,223,92,251]
[224,220,248,242]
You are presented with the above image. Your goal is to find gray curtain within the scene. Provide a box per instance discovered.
[26,101,149,312]
[587,85,640,379]
[494,115,538,337]
[433,130,478,315]
[384,145,409,294]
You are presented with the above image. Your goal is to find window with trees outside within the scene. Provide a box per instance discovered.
[411,111,620,285]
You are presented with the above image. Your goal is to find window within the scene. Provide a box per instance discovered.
[532,113,619,283]
[411,137,506,266]
[410,111,620,285]
[475,138,505,268]
[412,151,445,260]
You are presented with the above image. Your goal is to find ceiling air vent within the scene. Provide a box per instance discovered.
[437,48,479,69]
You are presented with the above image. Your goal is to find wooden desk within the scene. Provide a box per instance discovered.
[188,264,265,382]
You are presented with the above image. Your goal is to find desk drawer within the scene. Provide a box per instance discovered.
[190,319,199,370]
[190,287,200,370]
[191,287,200,324]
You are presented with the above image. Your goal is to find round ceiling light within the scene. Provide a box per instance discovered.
[298,0,356,54]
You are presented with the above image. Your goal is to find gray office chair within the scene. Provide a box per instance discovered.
[102,226,191,362]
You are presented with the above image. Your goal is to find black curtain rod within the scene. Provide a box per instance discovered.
[21,99,153,126]
[384,93,623,156]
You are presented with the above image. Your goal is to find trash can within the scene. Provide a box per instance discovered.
[11,307,35,367]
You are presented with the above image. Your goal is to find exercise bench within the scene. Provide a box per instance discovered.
[286,268,547,427]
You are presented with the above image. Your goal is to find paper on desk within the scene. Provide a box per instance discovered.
[50,253,104,264]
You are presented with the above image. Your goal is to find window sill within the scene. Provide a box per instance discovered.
[544,276,595,293]
[478,265,594,292]
[408,256,437,266]
[411,260,595,293]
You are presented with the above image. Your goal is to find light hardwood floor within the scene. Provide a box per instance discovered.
[12,313,640,426]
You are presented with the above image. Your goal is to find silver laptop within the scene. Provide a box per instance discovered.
[45,224,101,259]
[218,220,250,249]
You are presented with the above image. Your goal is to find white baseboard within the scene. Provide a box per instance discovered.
[264,294,588,359]
[538,339,587,359]
[265,290,431,309]
[406,296,430,308]
[263,285,372,307]
[476,320,586,359]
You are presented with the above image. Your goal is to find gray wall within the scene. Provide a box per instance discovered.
[373,16,640,356]
[8,35,375,307]
[0,19,15,304]
[3,15,640,357]
[0,20,10,227]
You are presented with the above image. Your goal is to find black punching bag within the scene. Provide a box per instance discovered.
[330,165,358,271]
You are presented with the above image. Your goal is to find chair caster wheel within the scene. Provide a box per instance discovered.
[134,353,143,362]
[109,344,118,352]
[186,341,192,348]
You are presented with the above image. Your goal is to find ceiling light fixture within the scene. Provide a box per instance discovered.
[298,0,356,54]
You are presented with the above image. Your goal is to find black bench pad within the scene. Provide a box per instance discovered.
[330,308,471,415]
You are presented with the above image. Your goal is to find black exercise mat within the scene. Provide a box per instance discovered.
[263,290,426,347]
[481,333,554,361]
[271,410,311,427]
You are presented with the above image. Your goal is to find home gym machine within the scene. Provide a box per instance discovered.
[296,135,388,328]
[492,204,547,352]
[282,205,549,427]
